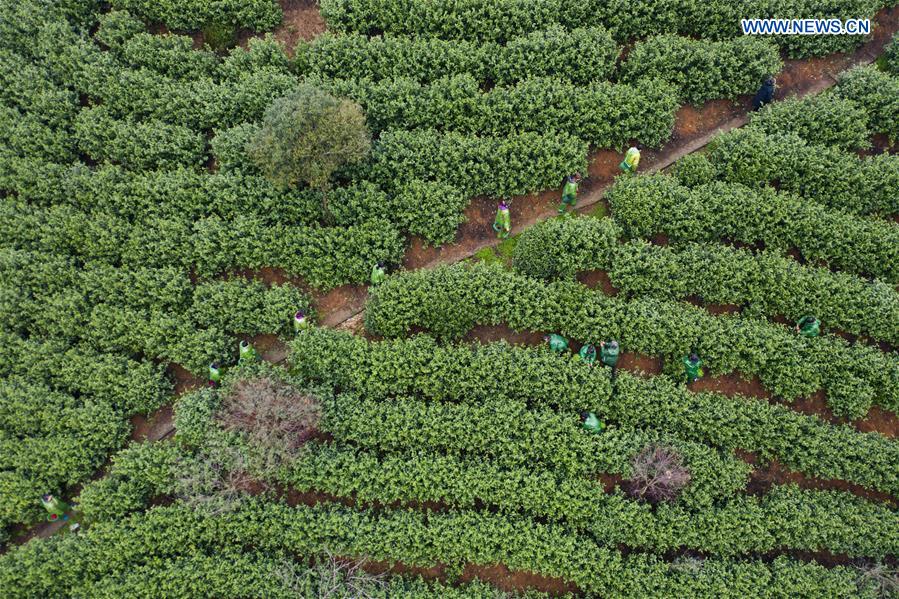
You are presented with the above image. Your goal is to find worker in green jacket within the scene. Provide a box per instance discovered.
[41,494,69,522]
[293,310,309,333]
[370,262,386,285]
[558,173,581,213]
[619,145,641,174]
[795,315,820,338]
[581,411,605,433]
[544,333,569,354]
[579,344,597,366]
[600,340,620,369]
[682,353,703,383]
[208,362,222,387]
[493,200,511,239]
[238,340,259,364]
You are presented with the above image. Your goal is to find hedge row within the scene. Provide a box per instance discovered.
[73,106,207,170]
[834,65,899,141]
[281,443,898,558]
[0,331,170,416]
[0,106,74,164]
[297,26,619,86]
[607,175,899,283]
[321,75,678,148]
[319,0,883,56]
[699,128,899,216]
[0,501,871,598]
[364,263,899,419]
[365,129,589,198]
[511,218,899,344]
[96,12,294,82]
[0,378,128,533]
[886,32,899,73]
[80,551,537,599]
[0,49,77,130]
[169,370,746,510]
[38,30,298,132]
[619,35,783,105]
[1,249,310,373]
[291,329,899,494]
[0,200,404,289]
[107,0,282,31]
[746,94,871,150]
[95,12,221,80]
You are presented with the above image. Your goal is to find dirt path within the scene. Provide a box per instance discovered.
[307,5,899,331]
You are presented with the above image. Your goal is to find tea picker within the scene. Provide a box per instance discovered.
[795,315,820,338]
[579,343,597,366]
[238,340,259,364]
[294,310,309,333]
[600,340,620,369]
[682,352,704,383]
[208,362,222,387]
[619,145,641,174]
[544,333,569,354]
[41,494,69,522]
[493,200,511,239]
[580,411,605,433]
[558,173,582,213]
[370,262,386,286]
[752,76,776,111]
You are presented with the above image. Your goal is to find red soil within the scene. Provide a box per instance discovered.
[616,353,662,377]
[461,563,580,596]
[272,0,326,54]
[689,372,771,399]
[576,270,619,296]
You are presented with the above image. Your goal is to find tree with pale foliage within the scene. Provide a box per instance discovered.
[248,85,370,220]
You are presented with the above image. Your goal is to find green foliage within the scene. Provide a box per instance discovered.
[364,263,899,419]
[512,216,621,279]
[248,84,371,215]
[299,26,619,86]
[747,94,871,150]
[74,106,207,170]
[703,128,898,216]
[78,442,182,523]
[1,249,312,372]
[620,35,783,105]
[0,378,129,531]
[322,75,679,148]
[607,174,899,283]
[367,129,588,198]
[613,241,898,345]
[834,65,899,141]
[293,328,899,494]
[108,0,282,31]
[668,152,716,187]
[318,394,749,509]
[320,0,882,57]
[885,32,899,73]
[0,501,870,598]
[282,443,898,558]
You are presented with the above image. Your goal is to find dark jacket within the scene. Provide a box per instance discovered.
[752,80,775,111]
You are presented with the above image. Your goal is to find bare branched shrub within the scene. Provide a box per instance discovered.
[627,443,691,503]
[217,376,322,473]
[277,552,387,599]
[855,562,899,598]
[174,446,259,515]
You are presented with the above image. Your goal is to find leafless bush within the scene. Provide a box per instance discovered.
[217,376,322,473]
[174,446,259,515]
[627,443,691,503]
[855,562,899,598]
[277,552,387,599]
